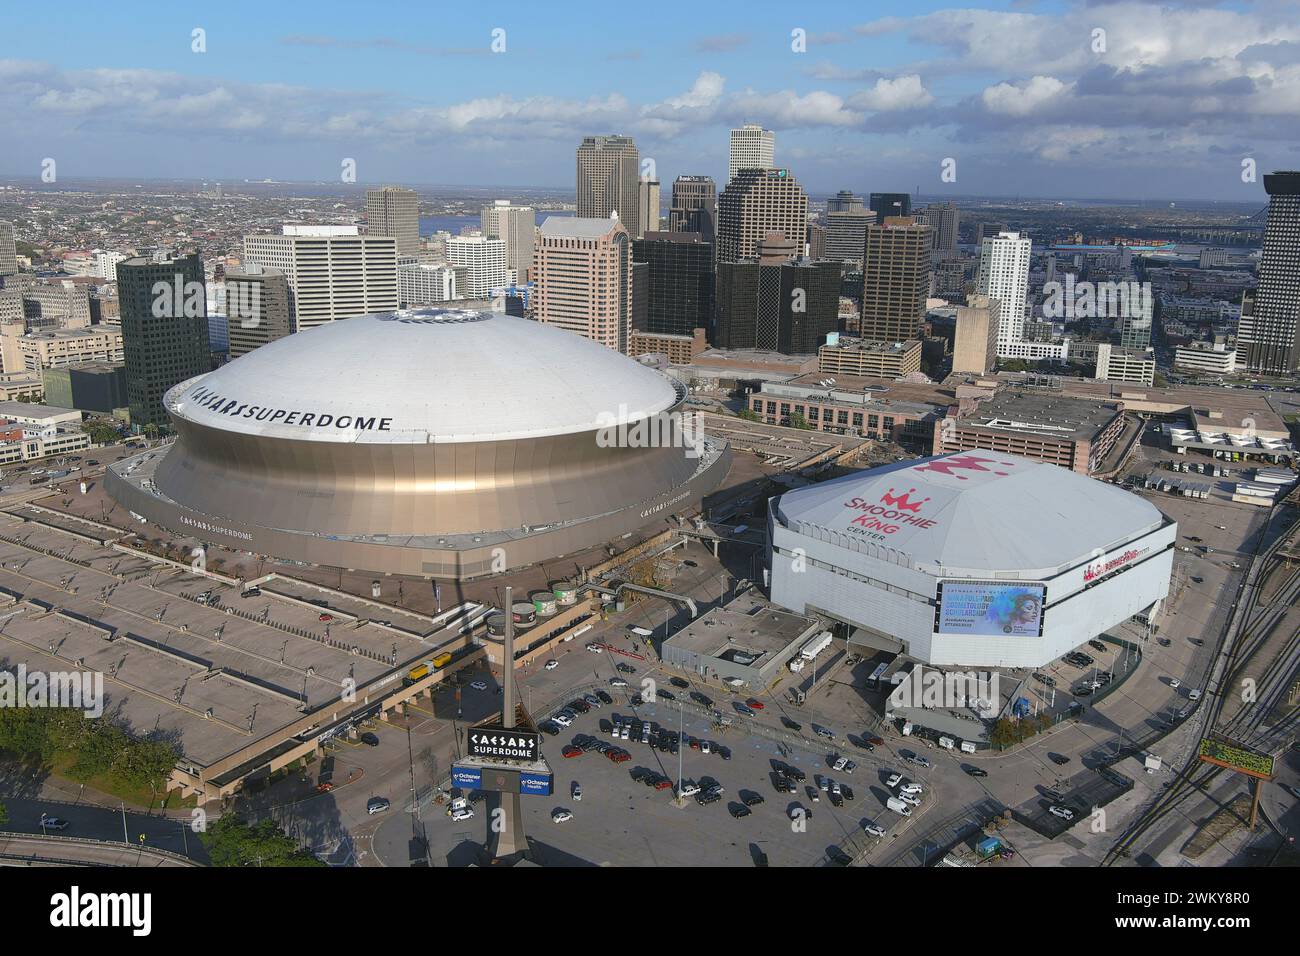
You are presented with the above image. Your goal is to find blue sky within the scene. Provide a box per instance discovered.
[2,0,1298,199]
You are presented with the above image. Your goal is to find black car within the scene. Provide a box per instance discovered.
[717,746,732,761]
[1088,640,1108,653]
[630,694,644,706]
[670,677,690,689]
[785,766,806,782]
[360,732,380,747]
[569,700,591,713]
[963,766,988,778]
[840,785,855,802]
[540,721,560,736]
[658,689,676,701]
[1048,752,1071,766]
[827,847,852,866]
[1075,687,1093,697]
[728,803,752,818]
[595,690,613,704]
[741,791,765,807]
[782,717,802,731]
[696,791,722,806]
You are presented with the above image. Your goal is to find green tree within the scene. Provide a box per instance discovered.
[736,408,761,422]
[83,422,122,445]
[201,815,325,867]
[786,412,814,430]
[0,800,7,826]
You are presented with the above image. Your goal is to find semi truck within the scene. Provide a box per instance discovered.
[799,631,833,661]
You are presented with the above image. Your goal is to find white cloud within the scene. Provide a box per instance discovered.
[851,75,934,111]
[981,76,1069,116]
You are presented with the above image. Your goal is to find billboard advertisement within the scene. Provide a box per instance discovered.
[937,582,1046,637]
[451,765,482,790]
[1197,737,1275,780]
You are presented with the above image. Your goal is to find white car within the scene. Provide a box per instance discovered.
[544,660,558,670]
[609,677,628,687]
[1169,678,1181,689]
[832,756,848,772]
[552,713,573,727]
[552,809,574,823]
[862,822,886,838]
[571,784,582,801]
[1048,805,1075,820]
[885,772,903,788]
[585,643,603,654]
[450,807,475,822]
[701,740,711,754]
[1188,688,1202,701]
[899,782,924,796]
[470,680,489,691]
[830,782,842,797]
[677,782,701,798]
[898,792,921,807]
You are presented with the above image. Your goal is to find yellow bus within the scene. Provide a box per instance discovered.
[432,652,453,669]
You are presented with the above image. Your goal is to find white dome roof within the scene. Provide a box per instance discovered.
[167,308,682,444]
[776,451,1165,575]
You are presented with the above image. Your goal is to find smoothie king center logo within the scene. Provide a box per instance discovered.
[913,454,1013,481]
[843,486,938,538]
[1083,547,1148,583]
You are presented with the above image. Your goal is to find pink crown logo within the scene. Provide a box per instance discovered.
[880,487,929,512]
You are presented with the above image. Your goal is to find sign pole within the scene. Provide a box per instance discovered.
[484,585,530,862]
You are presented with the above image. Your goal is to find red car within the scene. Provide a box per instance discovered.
[654,778,674,791]
[561,745,582,758]
[608,750,630,763]
[689,738,701,750]
[746,698,765,710]
[318,613,334,622]
[315,782,334,793]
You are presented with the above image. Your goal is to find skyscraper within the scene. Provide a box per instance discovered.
[0,221,17,276]
[243,226,398,331]
[534,217,632,352]
[365,186,420,256]
[952,294,1001,375]
[631,232,714,337]
[481,200,536,280]
[918,201,960,253]
[638,179,661,238]
[976,231,1033,354]
[869,192,911,220]
[668,175,717,244]
[1237,171,1300,375]
[729,124,775,182]
[825,208,877,268]
[860,218,932,343]
[716,236,839,354]
[117,254,212,431]
[446,235,508,298]
[226,265,292,358]
[826,190,864,213]
[576,135,640,238]
[716,168,808,264]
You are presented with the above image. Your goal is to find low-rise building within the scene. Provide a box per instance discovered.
[748,373,956,451]
[628,328,708,365]
[939,391,1126,474]
[1174,339,1237,375]
[1095,344,1156,387]
[817,337,921,378]
[41,362,127,414]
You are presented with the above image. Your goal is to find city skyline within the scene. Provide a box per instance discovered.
[2,1,1298,200]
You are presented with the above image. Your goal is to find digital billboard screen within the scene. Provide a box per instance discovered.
[937,582,1046,637]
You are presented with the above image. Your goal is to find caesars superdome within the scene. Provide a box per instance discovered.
[106,308,730,579]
